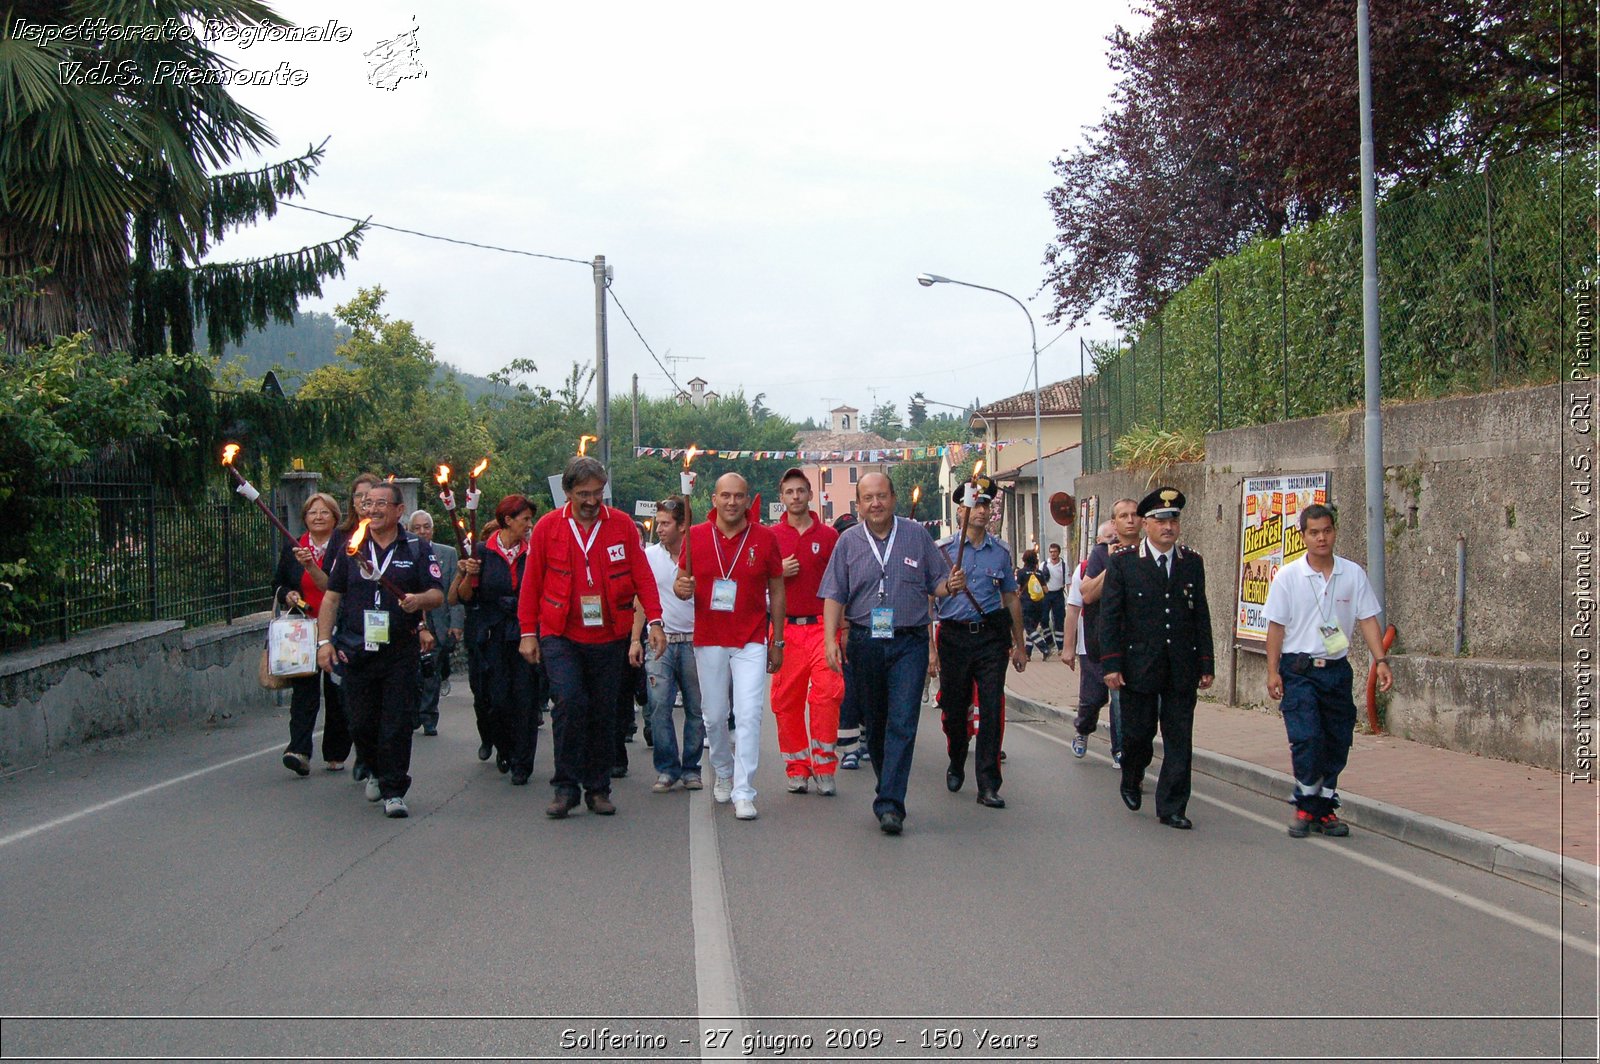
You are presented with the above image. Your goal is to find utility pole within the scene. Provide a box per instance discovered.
[593,255,611,469]
[1356,0,1386,623]
[631,373,640,453]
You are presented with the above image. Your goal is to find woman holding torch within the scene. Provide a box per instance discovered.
[273,492,353,775]
[452,495,545,787]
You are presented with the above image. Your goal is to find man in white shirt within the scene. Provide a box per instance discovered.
[634,496,705,792]
[1042,542,1068,656]
[1062,520,1121,763]
[1263,503,1393,839]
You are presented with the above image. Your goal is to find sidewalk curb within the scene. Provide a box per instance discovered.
[1007,689,1599,903]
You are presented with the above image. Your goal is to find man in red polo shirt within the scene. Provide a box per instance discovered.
[518,456,665,819]
[767,467,843,796]
[674,472,784,821]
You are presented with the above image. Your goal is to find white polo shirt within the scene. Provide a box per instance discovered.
[1044,557,1068,592]
[646,542,696,635]
[1261,554,1381,658]
[1065,562,1088,655]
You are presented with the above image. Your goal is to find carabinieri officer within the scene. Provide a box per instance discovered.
[932,474,1027,810]
[1098,486,1213,830]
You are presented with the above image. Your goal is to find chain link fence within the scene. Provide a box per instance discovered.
[1082,150,1593,472]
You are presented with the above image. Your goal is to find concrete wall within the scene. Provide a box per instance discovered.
[0,615,272,770]
[1075,383,1564,769]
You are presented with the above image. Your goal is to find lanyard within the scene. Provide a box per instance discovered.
[567,506,603,587]
[864,519,899,601]
[365,540,397,606]
[1309,567,1338,625]
[711,522,753,581]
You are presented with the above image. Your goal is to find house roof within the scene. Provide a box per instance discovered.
[976,375,1090,421]
[831,404,859,413]
[993,443,1080,480]
[687,376,708,386]
[794,428,895,452]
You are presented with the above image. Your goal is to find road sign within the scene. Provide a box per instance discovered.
[635,500,658,517]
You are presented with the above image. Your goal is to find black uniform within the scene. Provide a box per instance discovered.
[327,530,444,800]
[465,540,545,783]
[1098,539,1213,820]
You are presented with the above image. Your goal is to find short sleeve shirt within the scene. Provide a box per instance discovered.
[687,519,782,648]
[818,516,950,627]
[646,542,695,635]
[1066,562,1088,655]
[933,533,1016,622]
[1261,554,1381,658]
[768,512,838,618]
[327,530,443,649]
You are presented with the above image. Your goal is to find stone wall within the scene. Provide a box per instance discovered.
[1075,383,1564,769]
[0,615,272,769]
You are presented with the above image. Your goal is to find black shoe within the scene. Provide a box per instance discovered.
[976,789,1006,809]
[352,762,370,782]
[510,771,530,786]
[496,754,509,774]
[1120,786,1142,811]
[477,743,492,762]
[422,726,438,736]
[946,767,964,792]
[878,811,904,835]
[643,723,653,747]
[1159,814,1193,830]
[585,792,617,815]
[610,765,628,779]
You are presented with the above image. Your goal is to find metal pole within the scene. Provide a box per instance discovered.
[1214,271,1224,430]
[1357,0,1387,623]
[631,373,640,453]
[593,255,611,469]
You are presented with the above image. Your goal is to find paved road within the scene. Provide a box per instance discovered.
[1,686,1594,1062]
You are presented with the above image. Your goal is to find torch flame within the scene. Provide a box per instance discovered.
[912,485,922,503]
[972,459,984,477]
[470,457,490,479]
[682,445,700,469]
[578,434,597,456]
[221,443,240,466]
[386,474,395,483]
[345,518,371,554]
[435,464,451,486]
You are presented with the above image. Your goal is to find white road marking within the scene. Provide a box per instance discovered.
[1012,721,1599,958]
[689,792,746,1059]
[0,740,294,851]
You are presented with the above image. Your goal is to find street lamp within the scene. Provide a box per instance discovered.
[917,273,1046,553]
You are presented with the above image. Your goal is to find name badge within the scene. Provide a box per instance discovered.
[870,606,894,639]
[363,609,390,648]
[711,578,738,613]
[1318,623,1350,656]
[580,595,605,627]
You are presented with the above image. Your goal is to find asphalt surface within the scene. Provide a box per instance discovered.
[1,684,1595,1063]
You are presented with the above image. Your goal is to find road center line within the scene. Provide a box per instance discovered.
[0,739,289,851]
[1011,721,1597,957]
[688,791,746,1059]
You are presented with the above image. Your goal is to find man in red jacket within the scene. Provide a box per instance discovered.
[519,456,666,819]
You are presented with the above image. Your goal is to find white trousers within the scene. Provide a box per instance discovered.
[695,642,767,803]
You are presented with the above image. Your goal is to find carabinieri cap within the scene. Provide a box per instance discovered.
[953,474,998,508]
[1137,486,1185,519]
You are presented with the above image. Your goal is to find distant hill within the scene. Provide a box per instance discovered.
[201,311,501,401]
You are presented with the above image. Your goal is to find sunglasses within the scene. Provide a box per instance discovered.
[657,499,686,514]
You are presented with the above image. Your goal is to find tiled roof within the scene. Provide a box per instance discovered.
[794,428,896,451]
[977,375,1090,419]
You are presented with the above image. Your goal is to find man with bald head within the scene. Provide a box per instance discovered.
[820,472,965,835]
[675,472,785,821]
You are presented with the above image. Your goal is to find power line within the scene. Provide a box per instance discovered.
[607,287,683,396]
[279,202,592,266]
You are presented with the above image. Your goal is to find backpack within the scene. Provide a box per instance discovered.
[1025,571,1045,602]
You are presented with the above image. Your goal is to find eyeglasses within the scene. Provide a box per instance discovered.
[657,499,685,514]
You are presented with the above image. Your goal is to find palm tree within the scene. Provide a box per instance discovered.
[0,0,363,356]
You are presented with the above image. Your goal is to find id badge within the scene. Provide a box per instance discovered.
[870,607,894,639]
[711,578,738,613]
[580,595,605,627]
[1318,623,1350,656]
[363,609,390,648]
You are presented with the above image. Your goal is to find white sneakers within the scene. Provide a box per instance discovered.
[734,799,758,820]
[382,796,408,818]
[652,774,675,793]
[786,775,809,794]
[364,777,382,802]
[713,775,734,803]
[815,775,836,797]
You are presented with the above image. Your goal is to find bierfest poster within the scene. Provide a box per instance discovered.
[1235,473,1331,643]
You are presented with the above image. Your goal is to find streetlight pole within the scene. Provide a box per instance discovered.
[593,255,612,470]
[917,273,1045,553]
[1356,0,1386,625]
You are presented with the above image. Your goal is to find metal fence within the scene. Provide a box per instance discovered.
[1082,149,1593,473]
[4,479,280,651]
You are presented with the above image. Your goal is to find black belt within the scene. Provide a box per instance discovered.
[786,615,821,625]
[850,623,928,637]
[941,611,1010,636]
[1283,652,1341,671]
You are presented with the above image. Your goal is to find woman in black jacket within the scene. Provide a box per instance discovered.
[452,494,545,786]
[273,492,351,775]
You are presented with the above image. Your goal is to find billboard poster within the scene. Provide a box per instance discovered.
[1077,495,1099,566]
[1235,473,1330,643]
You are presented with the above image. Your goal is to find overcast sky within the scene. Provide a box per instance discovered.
[210,1,1138,426]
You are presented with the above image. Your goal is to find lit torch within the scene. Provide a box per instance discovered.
[344,518,410,600]
[679,445,701,571]
[954,459,984,571]
[578,434,597,457]
[466,457,489,545]
[435,464,469,556]
[220,444,295,543]
[909,484,922,523]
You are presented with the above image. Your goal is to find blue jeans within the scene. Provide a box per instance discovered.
[1280,656,1357,815]
[847,626,931,818]
[648,641,704,779]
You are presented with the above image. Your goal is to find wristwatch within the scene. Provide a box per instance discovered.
[317,639,331,648]
[771,640,786,649]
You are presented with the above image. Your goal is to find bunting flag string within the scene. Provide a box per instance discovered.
[632,440,1030,465]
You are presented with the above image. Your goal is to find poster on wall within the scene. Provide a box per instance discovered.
[1235,473,1331,644]
[1076,495,1099,566]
